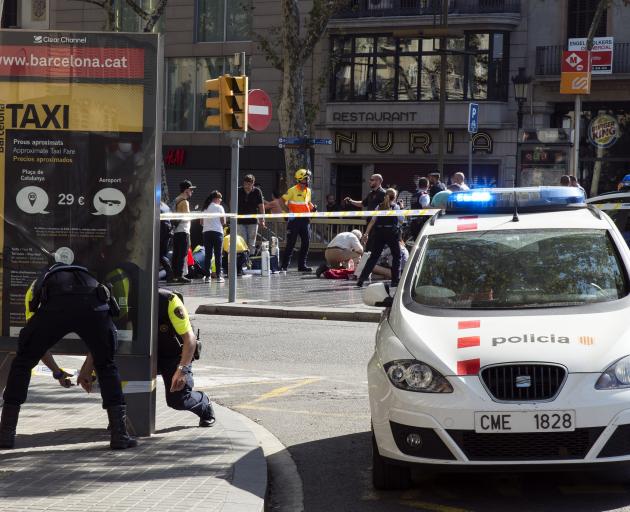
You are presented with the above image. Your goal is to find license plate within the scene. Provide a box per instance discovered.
[474,410,576,433]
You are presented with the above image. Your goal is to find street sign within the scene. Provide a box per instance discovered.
[247,89,272,131]
[560,50,591,94]
[561,51,589,72]
[277,137,333,149]
[568,37,614,74]
[468,102,479,134]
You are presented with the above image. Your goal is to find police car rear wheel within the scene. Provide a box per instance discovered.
[371,430,411,490]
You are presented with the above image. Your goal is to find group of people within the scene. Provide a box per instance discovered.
[559,174,587,196]
[0,263,215,451]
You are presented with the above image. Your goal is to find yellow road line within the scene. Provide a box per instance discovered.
[244,377,321,405]
[237,403,370,419]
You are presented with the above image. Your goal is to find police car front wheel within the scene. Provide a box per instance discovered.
[372,430,411,490]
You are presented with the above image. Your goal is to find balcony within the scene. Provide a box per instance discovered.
[536,43,630,76]
[334,0,521,18]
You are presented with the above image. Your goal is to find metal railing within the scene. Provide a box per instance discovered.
[536,43,630,76]
[261,218,368,251]
[334,0,520,18]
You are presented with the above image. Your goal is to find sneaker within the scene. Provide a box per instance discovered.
[280,267,288,272]
[173,276,191,284]
[199,414,216,427]
[298,267,313,272]
[216,275,225,283]
[356,279,364,288]
[315,264,329,278]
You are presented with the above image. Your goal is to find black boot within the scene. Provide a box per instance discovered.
[106,405,138,450]
[199,400,216,427]
[0,403,20,449]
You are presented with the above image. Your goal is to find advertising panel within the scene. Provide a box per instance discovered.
[568,37,614,74]
[0,31,160,356]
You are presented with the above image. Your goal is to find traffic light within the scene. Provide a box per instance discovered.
[205,74,249,132]
[223,75,248,132]
[205,76,225,130]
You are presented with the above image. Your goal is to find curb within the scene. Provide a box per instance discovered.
[195,303,382,322]
[214,404,268,512]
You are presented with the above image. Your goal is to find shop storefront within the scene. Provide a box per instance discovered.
[552,102,630,196]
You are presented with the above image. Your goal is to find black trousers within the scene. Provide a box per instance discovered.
[172,232,190,278]
[359,227,402,286]
[158,358,211,418]
[281,219,310,269]
[3,300,124,408]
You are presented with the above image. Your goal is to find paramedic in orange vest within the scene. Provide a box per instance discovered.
[279,168,316,272]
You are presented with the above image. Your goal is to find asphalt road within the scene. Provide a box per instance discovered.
[192,314,630,512]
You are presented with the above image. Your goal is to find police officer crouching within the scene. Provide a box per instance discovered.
[0,263,137,450]
[77,288,215,427]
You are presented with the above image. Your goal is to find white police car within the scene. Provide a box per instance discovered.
[365,187,630,489]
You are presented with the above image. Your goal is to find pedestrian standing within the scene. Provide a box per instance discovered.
[201,191,226,283]
[356,188,402,288]
[451,172,470,190]
[569,175,587,197]
[428,172,446,199]
[171,180,196,284]
[280,169,316,272]
[0,263,137,450]
[344,173,386,251]
[237,175,265,255]
[78,289,216,427]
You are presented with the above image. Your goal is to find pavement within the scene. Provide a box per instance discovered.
[164,265,384,322]
[0,359,267,512]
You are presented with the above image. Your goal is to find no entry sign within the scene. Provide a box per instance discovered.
[248,89,272,131]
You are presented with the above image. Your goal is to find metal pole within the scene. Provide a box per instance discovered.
[437,0,448,176]
[227,52,247,303]
[514,102,523,187]
[228,133,243,303]
[468,134,473,183]
[573,94,582,176]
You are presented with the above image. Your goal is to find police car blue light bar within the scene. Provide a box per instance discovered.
[447,187,586,211]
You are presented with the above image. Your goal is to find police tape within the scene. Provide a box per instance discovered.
[595,203,630,211]
[160,208,440,221]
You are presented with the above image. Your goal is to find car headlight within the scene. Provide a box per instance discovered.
[384,360,453,393]
[595,355,630,389]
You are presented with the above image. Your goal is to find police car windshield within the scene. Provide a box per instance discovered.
[412,229,628,309]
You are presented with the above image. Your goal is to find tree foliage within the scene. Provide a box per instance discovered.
[256,0,351,188]
[71,0,167,32]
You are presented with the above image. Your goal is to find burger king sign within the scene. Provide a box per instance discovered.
[588,114,620,149]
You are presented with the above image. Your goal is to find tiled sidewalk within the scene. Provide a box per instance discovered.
[0,367,265,512]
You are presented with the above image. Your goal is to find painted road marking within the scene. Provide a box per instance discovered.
[246,377,321,405]
[237,404,370,418]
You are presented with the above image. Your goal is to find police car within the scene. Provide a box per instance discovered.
[364,187,630,489]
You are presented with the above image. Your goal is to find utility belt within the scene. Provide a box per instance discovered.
[41,283,120,316]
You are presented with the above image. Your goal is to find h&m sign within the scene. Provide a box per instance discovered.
[334,131,493,154]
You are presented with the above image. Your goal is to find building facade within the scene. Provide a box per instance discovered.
[3,0,629,205]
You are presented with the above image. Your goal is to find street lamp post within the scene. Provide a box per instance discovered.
[512,67,531,187]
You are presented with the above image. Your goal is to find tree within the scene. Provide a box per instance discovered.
[71,0,167,34]
[256,0,351,188]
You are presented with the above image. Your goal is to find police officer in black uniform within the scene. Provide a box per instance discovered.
[356,188,402,288]
[77,288,215,426]
[0,263,137,450]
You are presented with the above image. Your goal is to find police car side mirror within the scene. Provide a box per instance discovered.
[363,283,393,308]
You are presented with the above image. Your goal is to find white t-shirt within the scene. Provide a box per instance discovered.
[202,202,225,234]
[327,232,362,252]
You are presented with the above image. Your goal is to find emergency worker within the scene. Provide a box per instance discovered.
[280,168,316,272]
[78,288,215,426]
[0,263,136,450]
